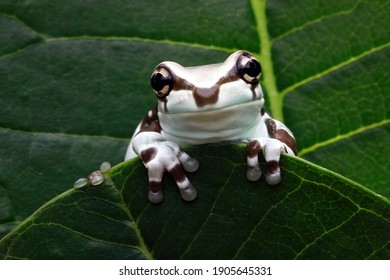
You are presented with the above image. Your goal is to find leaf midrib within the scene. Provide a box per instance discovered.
[250,0,283,121]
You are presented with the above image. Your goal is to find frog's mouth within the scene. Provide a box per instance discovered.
[158,99,264,145]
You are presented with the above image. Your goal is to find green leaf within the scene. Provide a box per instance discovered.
[1,145,389,259]
[0,0,389,258]
[0,181,150,259]
[271,0,390,196]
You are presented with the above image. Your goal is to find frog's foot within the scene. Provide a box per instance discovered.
[246,138,292,185]
[139,142,199,204]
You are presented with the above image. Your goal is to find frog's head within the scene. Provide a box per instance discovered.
[150,50,264,113]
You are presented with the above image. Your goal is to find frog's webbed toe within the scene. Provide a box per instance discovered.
[246,140,262,181]
[246,138,292,185]
[139,143,198,203]
[168,163,198,201]
[264,160,281,185]
[165,142,200,173]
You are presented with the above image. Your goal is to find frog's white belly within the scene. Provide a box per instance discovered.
[159,100,266,145]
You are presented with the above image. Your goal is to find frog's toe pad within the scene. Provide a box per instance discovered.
[265,161,281,185]
[247,166,262,181]
[181,156,199,173]
[148,190,163,204]
[180,184,198,201]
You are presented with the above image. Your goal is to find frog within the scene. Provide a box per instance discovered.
[125,50,296,204]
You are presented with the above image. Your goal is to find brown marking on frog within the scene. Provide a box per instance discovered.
[158,52,258,108]
[275,129,297,155]
[266,160,279,174]
[265,118,297,155]
[139,105,161,133]
[148,180,162,193]
[247,139,262,158]
[140,147,157,163]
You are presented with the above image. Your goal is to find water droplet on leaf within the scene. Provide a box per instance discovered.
[100,161,111,173]
[88,171,104,186]
[73,178,88,189]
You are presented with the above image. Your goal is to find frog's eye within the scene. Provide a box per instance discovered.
[236,53,261,84]
[151,66,173,98]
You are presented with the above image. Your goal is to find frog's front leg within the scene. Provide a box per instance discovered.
[132,131,199,204]
[246,117,297,185]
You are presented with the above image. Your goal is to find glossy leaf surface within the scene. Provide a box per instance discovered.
[1,145,389,259]
[0,0,389,258]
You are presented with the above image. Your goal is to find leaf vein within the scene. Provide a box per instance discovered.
[113,180,154,260]
[298,119,390,156]
[232,181,304,259]
[0,127,128,143]
[281,43,390,96]
[272,0,363,42]
[179,157,240,259]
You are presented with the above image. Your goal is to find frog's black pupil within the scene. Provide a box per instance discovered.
[244,60,261,78]
[237,53,262,84]
[151,73,167,91]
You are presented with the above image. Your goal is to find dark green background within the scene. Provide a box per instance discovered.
[0,0,389,259]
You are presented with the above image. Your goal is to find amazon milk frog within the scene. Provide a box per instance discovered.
[125,50,296,203]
